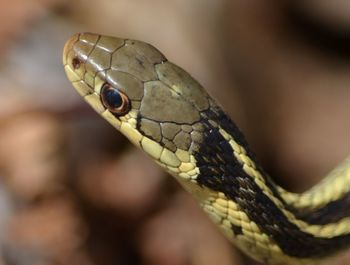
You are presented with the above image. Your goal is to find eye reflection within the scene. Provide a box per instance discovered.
[100,83,131,116]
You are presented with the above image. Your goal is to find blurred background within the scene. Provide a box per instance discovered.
[0,0,350,264]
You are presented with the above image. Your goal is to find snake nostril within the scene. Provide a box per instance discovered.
[72,57,81,69]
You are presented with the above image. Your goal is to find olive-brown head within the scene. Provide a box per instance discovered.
[63,32,212,180]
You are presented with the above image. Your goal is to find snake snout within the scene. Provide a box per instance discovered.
[62,33,80,66]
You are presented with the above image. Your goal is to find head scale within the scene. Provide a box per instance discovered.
[63,32,213,181]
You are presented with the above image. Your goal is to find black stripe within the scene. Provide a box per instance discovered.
[295,193,350,225]
[195,108,350,258]
[206,108,288,204]
[210,107,350,225]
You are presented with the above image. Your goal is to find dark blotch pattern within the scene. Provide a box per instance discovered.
[195,107,350,258]
[211,107,350,226]
[295,193,350,225]
[232,224,243,236]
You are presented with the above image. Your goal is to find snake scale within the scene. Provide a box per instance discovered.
[63,33,350,265]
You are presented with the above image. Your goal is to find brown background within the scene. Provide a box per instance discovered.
[0,1,349,264]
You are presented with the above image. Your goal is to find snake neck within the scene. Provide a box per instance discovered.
[63,32,350,265]
[185,105,350,261]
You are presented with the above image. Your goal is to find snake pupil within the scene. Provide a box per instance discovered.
[100,83,130,116]
[103,86,122,108]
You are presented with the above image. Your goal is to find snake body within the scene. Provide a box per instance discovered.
[63,33,350,265]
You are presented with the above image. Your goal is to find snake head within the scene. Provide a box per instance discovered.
[63,32,212,179]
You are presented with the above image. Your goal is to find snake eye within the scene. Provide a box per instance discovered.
[72,57,81,69]
[100,83,131,116]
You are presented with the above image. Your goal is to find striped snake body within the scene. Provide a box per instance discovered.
[63,33,350,265]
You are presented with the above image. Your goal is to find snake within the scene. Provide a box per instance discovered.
[63,32,350,265]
